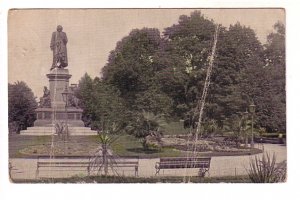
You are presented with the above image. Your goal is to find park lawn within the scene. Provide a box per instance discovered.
[107,134,182,158]
[9,135,52,158]
[161,121,189,136]
[10,133,262,158]
[10,134,181,158]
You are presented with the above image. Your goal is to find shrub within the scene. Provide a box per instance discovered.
[247,152,286,183]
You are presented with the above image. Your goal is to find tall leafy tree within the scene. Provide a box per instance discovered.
[210,23,265,125]
[75,73,94,126]
[99,11,285,134]
[8,81,38,133]
[102,28,163,108]
[75,74,128,132]
[90,77,128,131]
[134,85,173,116]
[159,12,265,125]
[158,11,218,118]
[258,22,286,132]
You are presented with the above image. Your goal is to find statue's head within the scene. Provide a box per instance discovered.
[56,25,63,32]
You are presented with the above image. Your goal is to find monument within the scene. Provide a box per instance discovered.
[21,25,96,135]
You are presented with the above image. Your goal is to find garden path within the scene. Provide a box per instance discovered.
[9,144,286,180]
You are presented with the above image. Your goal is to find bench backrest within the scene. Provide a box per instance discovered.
[37,160,139,168]
[158,157,211,169]
[160,157,211,163]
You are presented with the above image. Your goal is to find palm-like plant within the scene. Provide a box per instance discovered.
[127,110,166,150]
[224,114,251,147]
[202,119,218,137]
[247,152,287,183]
[142,110,166,132]
[54,122,68,140]
[89,132,119,176]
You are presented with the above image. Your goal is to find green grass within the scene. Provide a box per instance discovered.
[110,134,182,158]
[10,134,181,158]
[12,175,251,183]
[161,121,189,136]
[9,135,52,158]
[261,133,286,138]
[10,133,262,158]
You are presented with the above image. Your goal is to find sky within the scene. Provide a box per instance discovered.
[8,9,285,98]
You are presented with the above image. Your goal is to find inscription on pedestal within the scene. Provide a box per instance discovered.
[47,69,71,104]
[44,112,51,119]
[68,113,75,120]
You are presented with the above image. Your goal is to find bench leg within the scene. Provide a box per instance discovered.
[135,166,138,177]
[198,168,209,177]
[155,168,160,176]
[87,166,90,176]
[36,167,39,179]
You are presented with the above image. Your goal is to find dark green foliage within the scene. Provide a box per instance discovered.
[125,110,166,150]
[102,28,163,107]
[8,81,38,133]
[98,11,285,135]
[134,85,173,116]
[75,73,128,132]
[211,23,264,125]
[258,22,286,132]
[160,11,217,118]
[74,73,94,126]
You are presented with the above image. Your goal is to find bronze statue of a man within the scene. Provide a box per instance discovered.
[50,25,68,70]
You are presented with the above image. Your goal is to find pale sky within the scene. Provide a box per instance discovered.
[8,9,285,98]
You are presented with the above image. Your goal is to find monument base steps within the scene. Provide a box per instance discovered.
[20,126,97,136]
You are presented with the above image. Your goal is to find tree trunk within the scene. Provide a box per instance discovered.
[102,145,108,176]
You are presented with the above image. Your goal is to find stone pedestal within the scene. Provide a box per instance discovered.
[47,68,71,109]
[33,68,85,127]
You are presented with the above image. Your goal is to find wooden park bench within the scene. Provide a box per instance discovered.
[36,156,139,178]
[36,160,90,178]
[155,157,211,177]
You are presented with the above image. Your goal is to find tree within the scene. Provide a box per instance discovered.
[160,11,217,119]
[75,73,94,126]
[134,85,173,116]
[75,74,128,132]
[102,28,163,109]
[210,23,264,125]
[258,22,286,132]
[99,11,285,134]
[89,78,128,132]
[159,12,266,128]
[8,81,38,133]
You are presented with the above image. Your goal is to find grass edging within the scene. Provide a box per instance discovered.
[11,175,251,183]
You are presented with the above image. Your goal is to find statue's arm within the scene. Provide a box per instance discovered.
[50,32,55,50]
[63,32,68,45]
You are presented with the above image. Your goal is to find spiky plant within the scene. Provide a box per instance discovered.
[54,122,68,140]
[89,132,119,176]
[247,152,287,183]
[132,110,166,150]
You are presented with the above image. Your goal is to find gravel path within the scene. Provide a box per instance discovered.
[9,144,286,180]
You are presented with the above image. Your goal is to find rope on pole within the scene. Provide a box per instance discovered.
[183,24,220,182]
